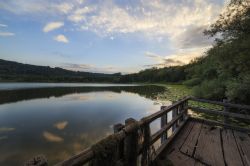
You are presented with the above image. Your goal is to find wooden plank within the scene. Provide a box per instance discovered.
[194,125,225,166]
[222,129,244,166]
[166,120,195,152]
[234,131,250,166]
[166,150,196,166]
[180,122,203,156]
[194,161,206,166]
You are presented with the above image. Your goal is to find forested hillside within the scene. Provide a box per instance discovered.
[0,59,119,82]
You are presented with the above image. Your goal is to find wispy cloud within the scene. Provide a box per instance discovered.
[56,3,74,14]
[0,0,82,15]
[61,63,139,74]
[54,34,69,43]
[0,24,7,28]
[68,6,94,22]
[144,46,209,68]
[0,32,15,37]
[62,63,94,71]
[145,52,185,67]
[43,22,64,32]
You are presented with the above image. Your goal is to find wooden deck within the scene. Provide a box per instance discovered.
[156,119,250,166]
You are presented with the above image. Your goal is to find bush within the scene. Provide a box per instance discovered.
[192,79,225,100]
[226,74,250,104]
[183,78,202,87]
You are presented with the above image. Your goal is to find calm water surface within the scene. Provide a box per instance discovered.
[0,83,170,165]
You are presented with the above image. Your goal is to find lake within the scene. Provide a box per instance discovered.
[0,83,171,165]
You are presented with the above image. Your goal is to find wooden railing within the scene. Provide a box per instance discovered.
[188,97,250,132]
[25,97,250,166]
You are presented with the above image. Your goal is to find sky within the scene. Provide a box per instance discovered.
[0,0,227,74]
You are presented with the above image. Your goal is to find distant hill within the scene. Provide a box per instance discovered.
[0,59,120,82]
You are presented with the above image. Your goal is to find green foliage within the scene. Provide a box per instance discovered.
[183,78,201,87]
[0,59,120,83]
[192,79,225,100]
[186,0,250,104]
[226,74,250,104]
[120,66,187,83]
[154,84,191,102]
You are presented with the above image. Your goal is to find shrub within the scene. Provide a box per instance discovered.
[192,79,225,100]
[226,74,250,104]
[183,78,202,87]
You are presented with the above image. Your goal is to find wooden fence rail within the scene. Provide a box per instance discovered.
[25,96,250,166]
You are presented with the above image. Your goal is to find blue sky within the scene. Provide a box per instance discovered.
[0,0,226,73]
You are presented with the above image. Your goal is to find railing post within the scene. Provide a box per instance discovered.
[172,101,177,133]
[160,106,168,143]
[113,123,125,160]
[181,100,188,121]
[124,118,139,166]
[223,99,229,125]
[141,122,151,166]
[177,102,182,125]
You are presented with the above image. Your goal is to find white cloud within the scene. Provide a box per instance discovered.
[0,0,82,15]
[61,63,139,74]
[0,1,227,49]
[145,52,185,67]
[144,46,209,68]
[43,22,64,32]
[54,34,69,43]
[56,3,74,14]
[68,6,94,22]
[0,24,7,28]
[0,32,15,37]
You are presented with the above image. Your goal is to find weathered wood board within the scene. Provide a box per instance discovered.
[194,125,224,166]
[222,129,244,166]
[180,122,202,156]
[234,131,250,166]
[167,121,195,152]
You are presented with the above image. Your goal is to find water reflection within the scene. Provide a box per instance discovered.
[0,85,164,105]
[54,121,68,130]
[0,127,15,132]
[43,131,64,142]
[0,85,165,165]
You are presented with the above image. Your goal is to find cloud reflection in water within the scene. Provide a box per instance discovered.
[54,121,68,130]
[43,131,64,142]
